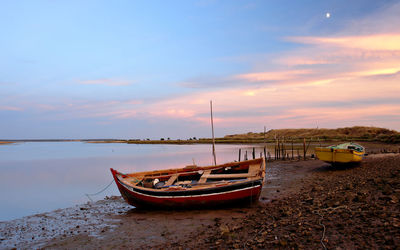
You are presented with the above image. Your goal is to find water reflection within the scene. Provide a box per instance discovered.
[0,142,326,221]
[0,142,245,221]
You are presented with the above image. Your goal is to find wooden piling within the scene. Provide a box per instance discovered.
[210,100,217,166]
[305,138,312,159]
[277,138,280,159]
[252,147,255,159]
[238,148,241,162]
[264,146,267,162]
[291,138,294,160]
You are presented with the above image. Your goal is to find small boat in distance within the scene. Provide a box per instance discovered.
[110,158,266,208]
[315,142,365,164]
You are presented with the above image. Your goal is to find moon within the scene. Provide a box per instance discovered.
[326,12,331,18]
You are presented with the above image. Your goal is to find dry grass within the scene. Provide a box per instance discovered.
[224,126,400,143]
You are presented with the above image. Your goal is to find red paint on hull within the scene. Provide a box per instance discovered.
[111,169,263,208]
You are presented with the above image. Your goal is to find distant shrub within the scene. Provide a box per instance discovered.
[381,134,400,143]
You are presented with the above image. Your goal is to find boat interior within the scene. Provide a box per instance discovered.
[117,158,265,191]
[327,143,364,152]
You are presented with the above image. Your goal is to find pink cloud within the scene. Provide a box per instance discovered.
[0,106,22,111]
[287,34,400,51]
[236,69,313,82]
[137,26,400,130]
[20,99,145,121]
[78,78,133,86]
[8,2,400,133]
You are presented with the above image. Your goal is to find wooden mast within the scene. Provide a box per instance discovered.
[210,100,217,166]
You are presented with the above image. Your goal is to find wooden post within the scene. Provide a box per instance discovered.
[210,101,217,166]
[277,138,280,159]
[276,138,278,159]
[303,138,306,160]
[282,136,285,160]
[252,147,255,159]
[291,138,294,160]
[245,151,248,160]
[305,138,312,158]
[238,148,241,162]
[264,146,267,162]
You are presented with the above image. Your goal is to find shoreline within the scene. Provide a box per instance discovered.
[0,158,320,248]
[1,154,399,248]
[1,138,400,145]
[0,141,14,145]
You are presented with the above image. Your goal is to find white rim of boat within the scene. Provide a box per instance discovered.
[117,177,261,199]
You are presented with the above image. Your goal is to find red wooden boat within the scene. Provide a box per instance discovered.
[110,158,266,208]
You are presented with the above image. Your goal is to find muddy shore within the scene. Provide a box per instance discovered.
[176,154,400,249]
[1,154,399,249]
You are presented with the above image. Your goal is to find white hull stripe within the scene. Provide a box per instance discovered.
[117,178,261,199]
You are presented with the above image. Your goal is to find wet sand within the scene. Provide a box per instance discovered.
[1,154,399,249]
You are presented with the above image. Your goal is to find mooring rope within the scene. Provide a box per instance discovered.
[314,210,327,250]
[85,179,114,202]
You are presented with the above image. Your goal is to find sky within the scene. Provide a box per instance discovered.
[1,0,400,139]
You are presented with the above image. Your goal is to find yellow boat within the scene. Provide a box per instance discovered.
[315,142,365,164]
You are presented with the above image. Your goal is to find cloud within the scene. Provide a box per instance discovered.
[78,78,133,86]
[140,70,400,127]
[236,69,313,83]
[5,1,400,134]
[134,2,400,131]
[0,106,22,111]
[1,98,144,122]
[287,34,400,51]
[57,99,144,120]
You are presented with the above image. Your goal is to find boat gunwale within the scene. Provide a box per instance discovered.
[315,142,365,152]
[120,158,263,178]
[111,158,265,194]
[114,175,264,197]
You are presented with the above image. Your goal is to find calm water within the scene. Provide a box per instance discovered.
[0,142,254,221]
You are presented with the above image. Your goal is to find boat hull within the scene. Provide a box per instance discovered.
[315,148,364,163]
[111,168,263,208]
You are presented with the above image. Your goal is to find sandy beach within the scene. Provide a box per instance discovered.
[1,153,399,249]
